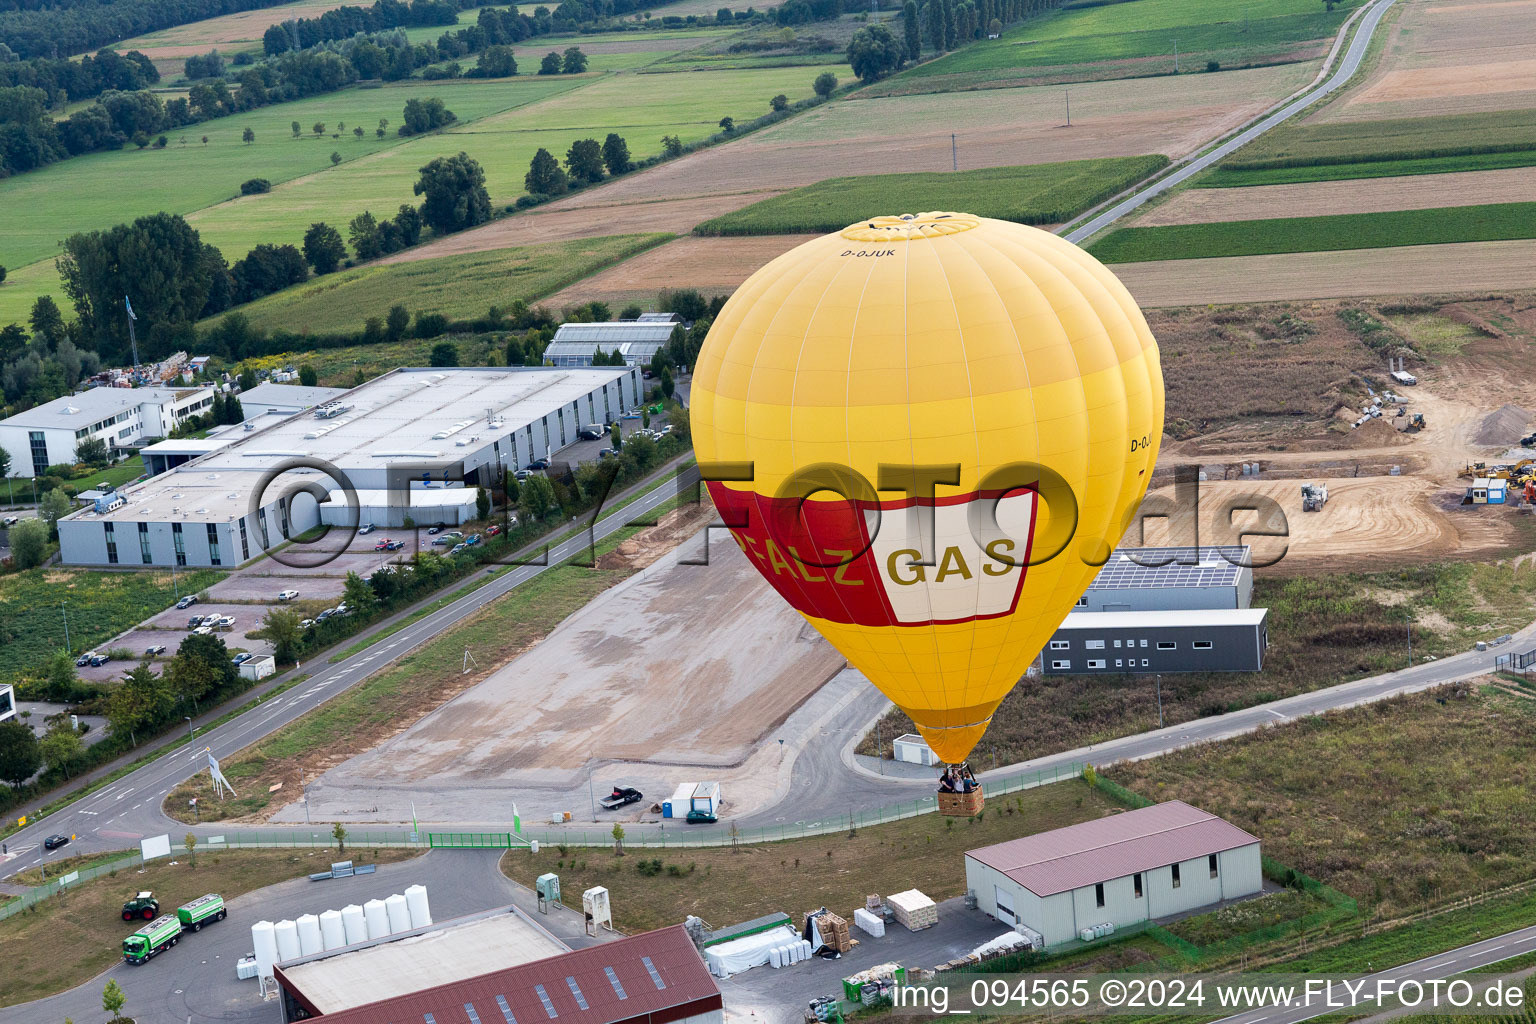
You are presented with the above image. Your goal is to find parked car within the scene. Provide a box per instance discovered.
[660,424,673,435]
[445,531,463,539]
[145,644,167,656]
[685,809,718,825]
[1,515,18,527]
[75,651,98,667]
[514,469,532,482]
[450,543,466,555]
[485,524,502,537]
[188,615,205,629]
[299,618,316,629]
[431,536,453,546]
[217,615,236,628]
[232,653,252,666]
[385,540,404,551]
[176,595,198,610]
[427,526,442,535]
[374,540,390,551]
[358,523,375,535]
[194,625,213,636]
[43,834,70,850]
[465,534,481,546]
[598,448,614,460]
[334,602,350,615]
[527,457,551,470]
[315,610,334,622]
[278,589,299,601]
[88,653,110,667]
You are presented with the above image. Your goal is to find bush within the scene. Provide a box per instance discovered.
[241,178,272,195]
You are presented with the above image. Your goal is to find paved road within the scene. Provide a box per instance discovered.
[1213,923,1536,1024]
[1060,0,1395,245]
[0,461,702,880]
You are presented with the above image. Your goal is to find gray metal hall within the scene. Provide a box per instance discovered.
[1043,545,1268,676]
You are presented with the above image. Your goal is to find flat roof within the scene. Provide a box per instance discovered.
[968,801,1259,897]
[1088,546,1250,590]
[139,438,237,455]
[0,385,208,431]
[302,924,720,1024]
[550,321,677,346]
[1058,608,1268,630]
[238,382,349,409]
[277,907,568,1015]
[66,367,631,525]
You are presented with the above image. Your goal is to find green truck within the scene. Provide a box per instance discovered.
[177,893,227,932]
[122,915,182,964]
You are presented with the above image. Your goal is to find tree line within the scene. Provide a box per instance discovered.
[0,0,296,60]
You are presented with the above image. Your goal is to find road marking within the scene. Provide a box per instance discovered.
[1485,945,1506,952]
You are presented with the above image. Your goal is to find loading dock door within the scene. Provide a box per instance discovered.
[995,885,1016,925]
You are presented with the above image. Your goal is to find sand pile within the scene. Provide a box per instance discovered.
[1474,404,1530,446]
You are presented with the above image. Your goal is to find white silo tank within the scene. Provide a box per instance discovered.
[341,904,367,945]
[363,899,390,939]
[404,884,432,928]
[296,913,323,956]
[251,921,278,979]
[319,909,346,951]
[274,919,301,963]
[384,893,411,934]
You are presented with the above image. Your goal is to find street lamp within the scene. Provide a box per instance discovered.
[185,716,194,744]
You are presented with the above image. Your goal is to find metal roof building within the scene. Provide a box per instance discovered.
[544,319,679,368]
[965,801,1261,946]
[275,913,722,1024]
[237,382,350,419]
[0,384,215,477]
[1077,546,1252,613]
[1043,608,1269,676]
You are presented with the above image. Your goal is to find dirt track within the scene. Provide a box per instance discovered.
[542,234,816,307]
[318,529,843,785]
[1111,240,1536,307]
[1133,167,1536,226]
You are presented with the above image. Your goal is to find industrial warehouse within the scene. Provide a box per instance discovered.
[55,365,643,568]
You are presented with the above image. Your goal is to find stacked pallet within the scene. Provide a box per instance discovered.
[815,912,853,952]
[887,889,938,931]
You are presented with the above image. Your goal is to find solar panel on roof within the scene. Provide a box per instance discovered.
[496,994,517,1024]
[641,956,666,990]
[1086,547,1248,590]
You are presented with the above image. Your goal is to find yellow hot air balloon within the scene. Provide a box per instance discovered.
[691,212,1163,772]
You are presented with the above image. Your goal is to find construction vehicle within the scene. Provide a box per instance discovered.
[122,891,159,921]
[599,786,644,810]
[1301,483,1329,512]
[122,915,182,964]
[176,893,227,932]
[1522,431,1536,448]
[1404,412,1427,433]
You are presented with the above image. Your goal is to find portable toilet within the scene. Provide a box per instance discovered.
[662,783,693,819]
[691,781,721,817]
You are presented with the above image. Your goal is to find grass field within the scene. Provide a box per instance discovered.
[0,847,418,1007]
[1106,686,1536,917]
[1201,149,1536,187]
[0,567,225,688]
[1087,201,1536,262]
[861,561,1536,768]
[233,335,509,385]
[692,156,1168,234]
[905,0,1357,81]
[227,232,670,334]
[500,779,1117,933]
[1218,109,1536,175]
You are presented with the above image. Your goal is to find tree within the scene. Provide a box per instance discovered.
[102,979,127,1019]
[718,5,734,22]
[611,822,625,855]
[659,364,675,399]
[185,831,198,867]
[348,211,383,260]
[414,152,492,234]
[39,487,71,538]
[620,303,643,320]
[601,133,631,175]
[847,24,905,82]
[401,97,456,135]
[0,265,5,285]
[299,364,318,387]
[9,518,46,568]
[330,150,341,165]
[259,607,304,663]
[718,116,735,132]
[562,46,588,73]
[342,571,379,615]
[905,0,923,56]
[29,295,64,342]
[476,485,491,521]
[660,134,684,156]
[477,44,518,77]
[769,93,790,113]
[564,138,605,184]
[520,474,555,521]
[524,147,568,196]
[376,127,386,139]
[386,304,410,341]
[292,120,301,137]
[302,222,346,274]
[74,436,109,468]
[0,444,8,478]
[354,125,365,138]
[333,822,348,854]
[231,243,308,304]
[503,468,520,506]
[39,724,82,778]
[313,122,326,135]
[0,720,41,787]
[242,126,255,144]
[539,51,562,75]
[429,341,459,367]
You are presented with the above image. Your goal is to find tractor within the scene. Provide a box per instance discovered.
[122,891,159,921]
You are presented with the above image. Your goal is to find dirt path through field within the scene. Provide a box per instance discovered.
[1133,167,1536,226]
[542,233,817,307]
[1112,239,1536,307]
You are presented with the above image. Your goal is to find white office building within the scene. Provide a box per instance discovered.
[57,366,642,568]
[236,382,349,420]
[966,801,1262,947]
[0,386,216,477]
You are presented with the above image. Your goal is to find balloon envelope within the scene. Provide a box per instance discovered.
[691,212,1163,763]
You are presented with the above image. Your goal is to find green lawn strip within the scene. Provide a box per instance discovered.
[1222,109,1536,172]
[694,157,1168,235]
[1200,149,1536,187]
[1088,201,1536,263]
[228,233,673,336]
[325,455,697,663]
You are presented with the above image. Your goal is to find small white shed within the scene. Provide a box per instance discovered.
[892,733,941,766]
[239,655,276,681]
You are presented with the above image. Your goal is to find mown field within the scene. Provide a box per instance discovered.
[905,0,1356,80]
[227,232,670,334]
[1208,109,1536,185]
[233,335,511,385]
[1107,686,1536,917]
[1087,201,1536,262]
[861,560,1536,767]
[693,156,1168,234]
[0,567,225,688]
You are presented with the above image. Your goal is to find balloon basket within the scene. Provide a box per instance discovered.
[938,785,984,818]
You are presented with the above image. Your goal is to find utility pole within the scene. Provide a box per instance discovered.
[1406,610,1412,668]
[1065,89,1071,126]
[875,718,883,775]
[301,768,310,823]
[1173,38,1179,73]
[61,604,69,650]
[185,716,194,745]
[1155,674,1164,728]
[950,133,957,171]
[587,756,597,821]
